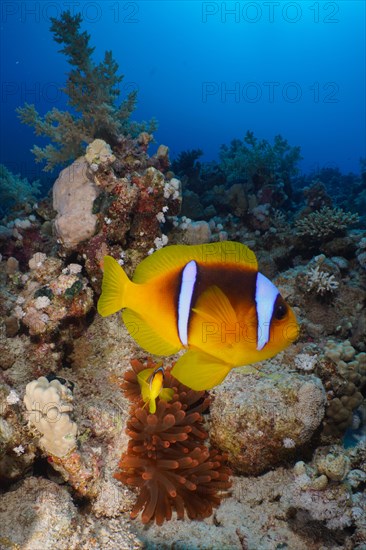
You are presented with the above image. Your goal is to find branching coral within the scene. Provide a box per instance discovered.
[219,131,302,185]
[295,206,359,241]
[171,149,203,179]
[115,358,232,525]
[306,265,339,296]
[17,11,156,171]
[0,164,41,215]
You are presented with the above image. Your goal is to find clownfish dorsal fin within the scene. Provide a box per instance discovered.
[132,241,258,284]
[192,285,238,327]
[171,350,233,390]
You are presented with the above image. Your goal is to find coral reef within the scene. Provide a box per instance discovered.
[1,11,366,546]
[77,143,181,285]
[175,131,302,223]
[12,254,93,338]
[115,359,232,525]
[302,180,333,212]
[48,136,182,284]
[17,11,156,171]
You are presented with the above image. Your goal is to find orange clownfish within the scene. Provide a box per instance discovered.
[137,365,174,413]
[97,241,299,391]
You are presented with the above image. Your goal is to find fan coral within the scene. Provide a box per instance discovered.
[295,206,359,241]
[115,359,232,525]
[17,11,156,171]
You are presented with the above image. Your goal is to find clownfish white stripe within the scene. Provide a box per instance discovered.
[177,260,197,346]
[255,272,279,351]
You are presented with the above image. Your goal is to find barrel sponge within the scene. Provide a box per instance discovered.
[24,376,77,458]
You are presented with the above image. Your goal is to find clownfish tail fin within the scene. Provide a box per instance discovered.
[97,256,131,317]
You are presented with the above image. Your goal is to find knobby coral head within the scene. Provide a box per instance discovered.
[115,358,232,525]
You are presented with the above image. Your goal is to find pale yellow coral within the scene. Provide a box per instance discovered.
[24,376,77,458]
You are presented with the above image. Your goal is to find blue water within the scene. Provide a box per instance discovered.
[0,0,365,191]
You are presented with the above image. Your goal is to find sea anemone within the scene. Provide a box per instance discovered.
[115,359,232,525]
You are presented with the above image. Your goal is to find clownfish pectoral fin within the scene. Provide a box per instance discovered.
[160,388,175,403]
[171,350,233,391]
[97,256,131,317]
[123,309,182,356]
[192,285,238,326]
[137,368,154,402]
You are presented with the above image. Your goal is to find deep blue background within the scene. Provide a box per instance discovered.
[1,0,365,191]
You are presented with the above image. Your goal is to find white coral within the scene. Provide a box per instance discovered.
[28,252,47,270]
[294,353,318,372]
[6,390,20,405]
[163,177,180,200]
[306,265,339,295]
[34,296,51,310]
[24,376,77,458]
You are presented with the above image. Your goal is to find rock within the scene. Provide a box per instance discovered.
[0,225,12,240]
[6,256,19,275]
[210,370,326,475]
[181,189,204,219]
[183,220,211,244]
[227,183,248,216]
[53,159,99,250]
[4,315,19,338]
[0,477,77,549]
[315,449,351,481]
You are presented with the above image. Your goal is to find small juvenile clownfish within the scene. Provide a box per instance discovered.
[137,365,174,413]
[98,241,299,391]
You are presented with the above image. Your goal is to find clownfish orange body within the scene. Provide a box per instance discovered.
[97,241,299,390]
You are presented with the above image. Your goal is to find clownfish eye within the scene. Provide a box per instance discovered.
[274,303,287,320]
